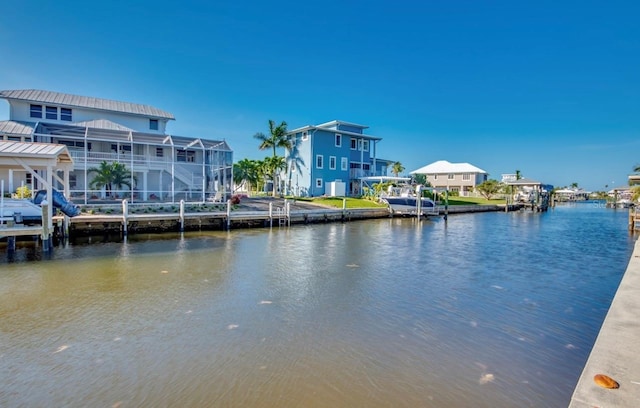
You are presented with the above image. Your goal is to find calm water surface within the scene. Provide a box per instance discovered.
[0,203,636,407]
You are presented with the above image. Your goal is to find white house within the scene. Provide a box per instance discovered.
[410,160,487,195]
[0,89,233,203]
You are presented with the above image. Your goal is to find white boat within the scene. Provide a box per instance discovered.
[380,185,438,216]
[0,198,44,225]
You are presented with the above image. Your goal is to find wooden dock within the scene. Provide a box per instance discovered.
[630,207,639,231]
[1,199,545,242]
[53,205,393,237]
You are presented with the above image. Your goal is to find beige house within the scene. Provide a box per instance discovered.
[410,160,487,195]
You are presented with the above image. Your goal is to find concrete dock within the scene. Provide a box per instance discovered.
[569,237,640,407]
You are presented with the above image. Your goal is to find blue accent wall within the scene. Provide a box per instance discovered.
[285,121,386,197]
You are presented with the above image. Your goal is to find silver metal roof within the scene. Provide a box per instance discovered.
[0,120,36,136]
[72,119,134,132]
[0,141,73,166]
[0,89,175,120]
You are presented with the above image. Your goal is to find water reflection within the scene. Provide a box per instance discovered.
[0,203,636,407]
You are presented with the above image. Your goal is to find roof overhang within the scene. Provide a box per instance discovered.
[0,141,74,171]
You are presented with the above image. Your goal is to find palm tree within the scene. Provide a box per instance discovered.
[391,161,405,177]
[634,164,640,173]
[233,159,260,194]
[285,140,305,196]
[515,170,522,180]
[254,120,291,196]
[263,156,287,196]
[88,161,135,198]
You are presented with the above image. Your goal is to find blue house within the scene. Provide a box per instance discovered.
[283,120,389,197]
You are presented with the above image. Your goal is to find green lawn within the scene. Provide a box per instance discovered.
[440,196,506,205]
[292,197,387,209]
[292,195,505,208]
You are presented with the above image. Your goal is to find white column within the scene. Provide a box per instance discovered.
[8,169,13,193]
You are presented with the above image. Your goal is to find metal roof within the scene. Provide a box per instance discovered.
[503,177,542,186]
[287,124,382,141]
[72,119,134,132]
[315,120,369,130]
[0,141,74,167]
[0,120,36,136]
[0,89,175,120]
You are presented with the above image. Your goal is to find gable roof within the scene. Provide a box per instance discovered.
[410,160,487,175]
[0,141,73,167]
[0,89,175,120]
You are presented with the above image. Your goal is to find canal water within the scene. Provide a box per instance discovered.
[0,203,636,407]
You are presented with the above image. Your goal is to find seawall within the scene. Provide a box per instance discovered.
[569,237,640,407]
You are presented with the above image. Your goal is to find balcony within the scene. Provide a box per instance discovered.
[349,169,387,179]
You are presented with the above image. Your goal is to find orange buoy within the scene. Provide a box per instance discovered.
[593,374,620,389]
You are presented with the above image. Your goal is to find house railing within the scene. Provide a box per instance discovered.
[349,169,389,179]
[69,150,205,187]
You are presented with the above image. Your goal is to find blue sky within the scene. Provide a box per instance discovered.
[1,0,638,191]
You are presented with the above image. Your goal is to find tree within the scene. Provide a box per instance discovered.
[515,170,522,180]
[633,164,640,173]
[263,156,287,195]
[391,161,405,177]
[233,159,261,193]
[88,161,136,198]
[476,179,502,200]
[570,182,579,189]
[412,173,428,186]
[254,120,291,196]
[285,140,305,196]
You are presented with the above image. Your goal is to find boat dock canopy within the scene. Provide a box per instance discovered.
[0,141,74,170]
[0,141,75,231]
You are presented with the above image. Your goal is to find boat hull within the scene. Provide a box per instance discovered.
[383,197,438,215]
[0,199,44,225]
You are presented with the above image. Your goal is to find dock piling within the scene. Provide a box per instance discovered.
[179,200,185,232]
[122,199,128,235]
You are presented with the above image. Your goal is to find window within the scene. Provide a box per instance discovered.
[316,178,323,188]
[463,173,471,181]
[26,173,32,185]
[316,154,323,169]
[448,174,455,180]
[329,156,336,170]
[120,145,132,152]
[30,104,42,118]
[335,134,342,147]
[350,139,357,149]
[150,119,159,130]
[156,147,164,157]
[341,157,348,171]
[177,149,196,162]
[59,139,84,148]
[69,174,77,189]
[434,174,438,180]
[301,131,308,141]
[60,108,72,121]
[363,164,370,170]
[362,140,369,152]
[46,106,58,120]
